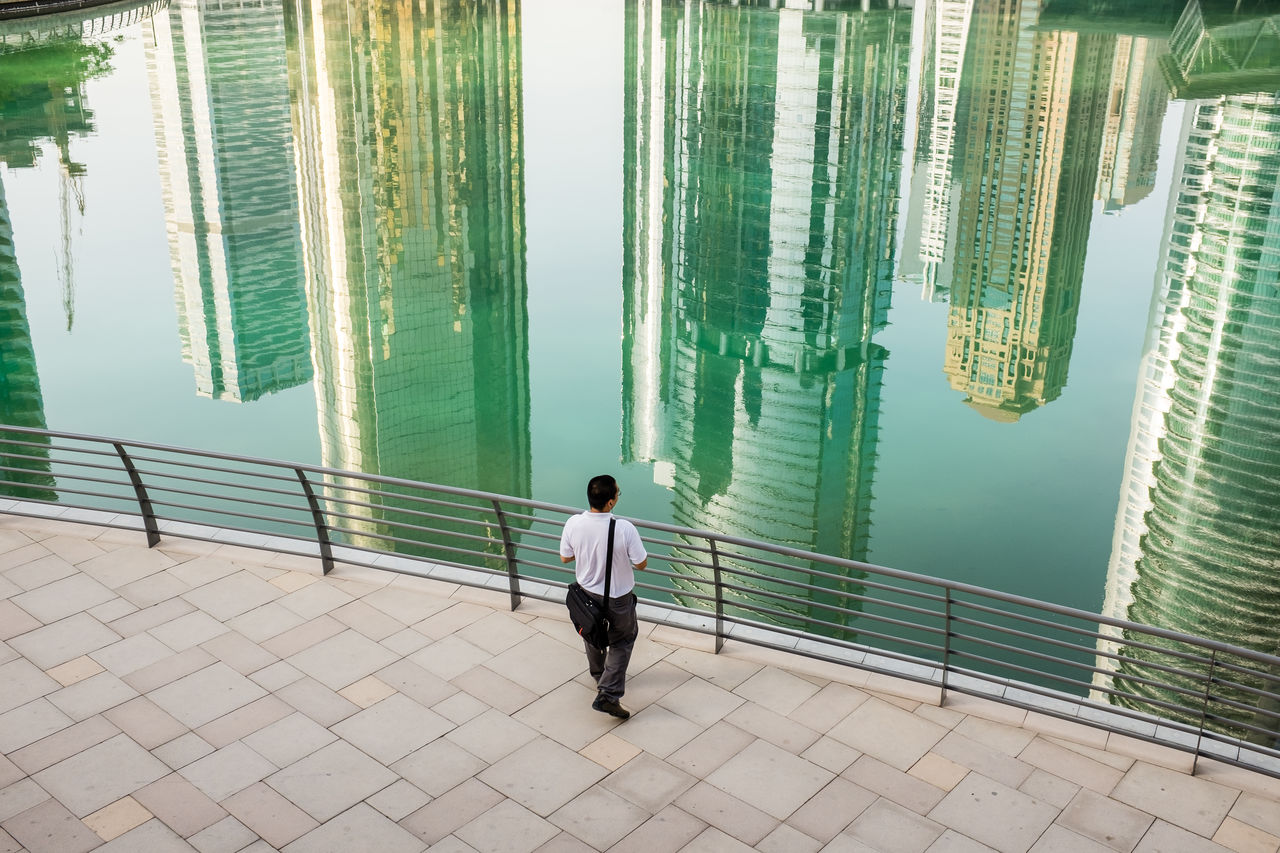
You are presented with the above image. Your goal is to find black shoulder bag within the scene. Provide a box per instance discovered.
[565,519,615,651]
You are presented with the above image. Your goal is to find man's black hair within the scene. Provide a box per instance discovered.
[587,474,618,511]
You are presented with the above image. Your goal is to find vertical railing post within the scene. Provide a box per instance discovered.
[710,538,725,654]
[296,469,334,575]
[491,499,521,611]
[941,587,953,704]
[113,442,160,547]
[1193,649,1219,775]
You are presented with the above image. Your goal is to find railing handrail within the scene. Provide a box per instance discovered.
[1,423,1277,780]
[2,423,1275,669]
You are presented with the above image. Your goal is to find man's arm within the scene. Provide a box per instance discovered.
[635,558,647,570]
[561,555,575,564]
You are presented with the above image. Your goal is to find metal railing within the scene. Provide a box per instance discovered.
[1,424,1277,779]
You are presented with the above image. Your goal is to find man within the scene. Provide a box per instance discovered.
[560,474,648,719]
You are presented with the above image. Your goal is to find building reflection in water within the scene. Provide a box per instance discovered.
[1098,90,1280,741]
[622,0,909,638]
[145,0,313,402]
[940,0,1108,422]
[286,0,530,559]
[0,23,125,499]
[1095,35,1168,213]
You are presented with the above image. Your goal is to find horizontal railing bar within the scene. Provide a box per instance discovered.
[327,515,505,549]
[714,560,950,608]
[4,424,1276,667]
[0,465,130,491]
[324,525,504,561]
[0,481,135,505]
[144,485,312,516]
[715,578,947,634]
[320,503,494,534]
[0,436,123,461]
[149,501,316,530]
[0,452,124,476]
[315,480,498,516]
[949,616,1115,661]
[124,452,300,485]
[131,470,306,502]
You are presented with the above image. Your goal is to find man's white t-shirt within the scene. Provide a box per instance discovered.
[560,511,647,596]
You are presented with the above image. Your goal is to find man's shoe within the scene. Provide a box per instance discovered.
[591,696,630,719]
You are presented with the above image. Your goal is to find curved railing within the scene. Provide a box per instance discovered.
[1,424,1277,779]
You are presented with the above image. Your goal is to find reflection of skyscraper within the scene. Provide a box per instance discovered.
[915,0,972,302]
[943,0,1110,421]
[623,0,909,631]
[1099,95,1280,738]
[1160,1,1280,99]
[287,0,530,552]
[146,0,312,402]
[0,179,55,501]
[1096,35,1168,212]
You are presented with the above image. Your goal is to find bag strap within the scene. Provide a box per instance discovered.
[602,519,616,614]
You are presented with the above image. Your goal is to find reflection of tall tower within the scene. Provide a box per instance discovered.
[288,0,530,549]
[146,0,312,402]
[0,179,56,501]
[623,0,909,631]
[943,0,1110,421]
[1096,35,1168,212]
[1099,95,1280,738]
[916,0,972,302]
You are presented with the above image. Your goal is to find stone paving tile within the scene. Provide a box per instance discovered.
[115,572,190,609]
[10,716,120,775]
[932,729,1035,789]
[392,740,487,798]
[374,659,457,707]
[187,815,256,853]
[8,612,121,670]
[787,777,876,843]
[0,660,58,715]
[194,695,294,748]
[655,676,744,728]
[152,733,215,771]
[1212,815,1280,853]
[674,781,778,846]
[1111,762,1240,839]
[512,682,617,751]
[706,739,834,820]
[77,546,175,589]
[221,782,317,849]
[133,773,226,838]
[1057,787,1154,852]
[1134,819,1236,853]
[666,719,757,779]
[844,798,946,853]
[122,647,217,694]
[3,552,77,592]
[178,741,278,803]
[450,664,539,714]
[332,693,454,764]
[182,573,282,622]
[90,633,176,678]
[723,700,820,755]
[849,753,952,814]
[265,740,397,822]
[0,599,41,640]
[681,826,756,852]
[284,802,425,852]
[927,773,1059,853]
[0,699,73,753]
[2,797,101,853]
[455,611,538,656]
[95,817,198,852]
[148,662,267,729]
[274,676,360,726]
[198,630,278,675]
[548,786,650,850]
[226,602,307,644]
[0,779,50,823]
[46,671,138,721]
[828,696,950,771]
[757,824,823,853]
[107,599,195,640]
[241,712,336,768]
[447,708,539,764]
[612,705,703,758]
[601,753,697,814]
[276,581,354,622]
[479,737,608,818]
[12,574,116,624]
[399,778,504,846]
[1018,736,1126,795]
[83,796,153,843]
[366,780,430,822]
[455,799,558,853]
[286,629,398,691]
[32,733,169,817]
[482,632,584,696]
[149,611,229,652]
[733,666,822,716]
[609,804,707,853]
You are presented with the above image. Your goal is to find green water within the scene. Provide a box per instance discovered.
[1,0,1279,684]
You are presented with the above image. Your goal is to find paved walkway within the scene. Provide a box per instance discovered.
[0,513,1277,853]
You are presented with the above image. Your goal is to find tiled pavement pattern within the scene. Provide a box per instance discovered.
[0,516,1278,853]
